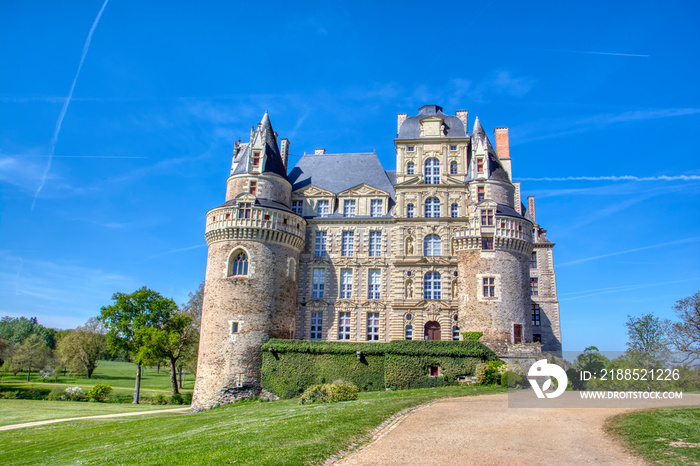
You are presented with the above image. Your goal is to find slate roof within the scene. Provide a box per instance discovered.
[469,116,510,183]
[397,105,468,139]
[231,112,287,179]
[288,152,396,200]
[496,203,530,221]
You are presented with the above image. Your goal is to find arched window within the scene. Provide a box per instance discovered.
[424,234,441,256]
[425,158,440,184]
[452,326,460,340]
[288,258,296,281]
[406,203,415,218]
[424,272,441,300]
[228,250,248,276]
[424,197,440,218]
[405,324,413,340]
[406,162,415,175]
[450,161,458,174]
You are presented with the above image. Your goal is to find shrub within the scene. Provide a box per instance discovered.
[475,361,504,385]
[461,332,483,342]
[299,381,359,404]
[87,384,112,402]
[170,393,184,405]
[181,393,193,405]
[64,386,86,401]
[501,370,524,388]
[48,387,65,401]
[154,394,169,405]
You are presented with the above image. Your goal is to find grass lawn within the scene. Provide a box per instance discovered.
[608,408,700,465]
[0,399,183,427]
[0,384,505,465]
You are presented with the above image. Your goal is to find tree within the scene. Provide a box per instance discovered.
[13,334,53,381]
[177,282,203,388]
[625,313,671,370]
[0,336,11,367]
[143,312,198,394]
[100,287,177,404]
[0,316,57,349]
[669,291,700,364]
[56,318,107,378]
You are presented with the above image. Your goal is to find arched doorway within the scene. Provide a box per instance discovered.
[424,321,441,340]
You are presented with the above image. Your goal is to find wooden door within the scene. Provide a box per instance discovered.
[424,321,441,340]
[513,324,523,344]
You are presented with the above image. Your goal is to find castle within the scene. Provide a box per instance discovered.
[192,105,561,410]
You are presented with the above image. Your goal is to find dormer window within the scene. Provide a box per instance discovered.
[477,157,484,174]
[238,203,252,219]
[480,209,493,226]
[370,200,383,217]
[252,151,261,167]
[450,145,457,151]
[407,146,415,152]
[343,199,356,217]
[317,200,330,217]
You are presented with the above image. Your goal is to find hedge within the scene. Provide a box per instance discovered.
[261,339,498,398]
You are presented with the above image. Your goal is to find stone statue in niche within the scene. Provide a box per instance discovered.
[406,280,413,299]
[452,280,457,300]
[406,237,414,255]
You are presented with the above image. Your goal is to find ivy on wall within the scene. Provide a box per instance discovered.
[261,339,498,398]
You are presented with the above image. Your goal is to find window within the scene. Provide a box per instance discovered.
[368,269,381,299]
[425,197,440,218]
[530,251,537,269]
[405,324,413,340]
[450,145,457,151]
[367,312,380,341]
[340,269,352,299]
[292,200,303,215]
[482,277,495,298]
[338,312,351,340]
[288,258,296,280]
[369,231,382,257]
[451,203,458,218]
[481,237,493,250]
[230,321,240,334]
[252,151,261,167]
[370,199,383,217]
[249,181,257,195]
[341,231,354,257]
[316,200,330,217]
[532,304,541,326]
[406,162,415,175]
[424,272,442,300]
[425,158,440,184]
[343,200,356,217]
[406,203,415,218]
[533,334,542,343]
[514,324,523,344]
[424,234,441,256]
[452,326,460,340]
[480,209,493,226]
[477,186,485,202]
[310,312,323,340]
[407,146,415,152]
[229,251,248,276]
[312,269,325,298]
[238,202,252,219]
[477,158,484,173]
[530,277,539,296]
[450,161,458,174]
[314,231,327,256]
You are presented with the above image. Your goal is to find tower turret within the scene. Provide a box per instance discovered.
[192,112,306,411]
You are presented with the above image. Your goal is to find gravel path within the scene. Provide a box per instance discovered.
[335,393,699,466]
[0,407,190,432]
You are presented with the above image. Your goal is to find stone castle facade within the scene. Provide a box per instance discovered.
[192,105,561,410]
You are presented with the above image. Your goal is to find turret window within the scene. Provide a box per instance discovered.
[406,162,415,175]
[228,251,249,277]
[238,203,252,219]
[450,161,458,174]
[424,234,442,257]
[424,272,442,300]
[249,181,257,195]
[530,251,537,268]
[252,151,261,167]
[482,277,495,297]
[425,198,440,218]
[480,209,493,226]
[477,157,484,174]
[425,158,440,184]
[343,200,356,217]
[406,203,415,218]
[316,200,330,217]
[481,237,493,250]
[477,186,485,202]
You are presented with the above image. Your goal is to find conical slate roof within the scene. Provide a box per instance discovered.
[231,112,288,179]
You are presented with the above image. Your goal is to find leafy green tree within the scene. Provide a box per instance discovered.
[669,291,700,364]
[100,287,178,404]
[0,336,11,367]
[177,282,203,389]
[625,313,671,370]
[0,316,56,349]
[13,334,53,381]
[56,318,107,378]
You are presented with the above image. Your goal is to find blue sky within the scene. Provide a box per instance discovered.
[1,1,698,352]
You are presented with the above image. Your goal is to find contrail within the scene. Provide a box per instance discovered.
[531,48,649,58]
[519,175,700,182]
[558,237,700,267]
[32,0,110,209]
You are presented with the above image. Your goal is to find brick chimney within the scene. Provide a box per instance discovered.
[455,110,468,132]
[494,127,512,180]
[280,138,290,169]
[314,148,326,155]
[397,113,407,136]
[527,196,536,224]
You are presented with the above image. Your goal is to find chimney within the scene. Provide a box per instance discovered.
[494,127,512,180]
[280,138,290,169]
[397,113,407,136]
[455,110,468,132]
[314,148,326,155]
[527,196,536,224]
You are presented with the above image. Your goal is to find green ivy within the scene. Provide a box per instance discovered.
[461,332,483,342]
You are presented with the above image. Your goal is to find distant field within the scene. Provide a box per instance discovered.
[0,385,506,465]
[0,360,195,391]
[0,399,182,427]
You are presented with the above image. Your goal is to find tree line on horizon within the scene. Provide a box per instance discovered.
[0,283,203,402]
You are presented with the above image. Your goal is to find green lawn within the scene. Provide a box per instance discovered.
[0,399,183,427]
[0,385,505,465]
[608,408,700,465]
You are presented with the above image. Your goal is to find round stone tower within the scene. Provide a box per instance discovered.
[191,112,305,411]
